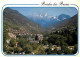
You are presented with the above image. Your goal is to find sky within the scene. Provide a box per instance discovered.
[10,7,78,17]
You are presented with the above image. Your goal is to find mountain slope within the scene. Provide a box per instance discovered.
[3,8,45,34]
[58,14,71,20]
[28,14,71,28]
[48,14,77,30]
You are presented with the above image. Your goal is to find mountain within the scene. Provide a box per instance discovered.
[58,14,71,20]
[3,8,45,34]
[3,8,76,34]
[49,14,77,30]
[28,13,71,28]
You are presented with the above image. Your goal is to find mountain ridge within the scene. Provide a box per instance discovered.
[48,14,77,31]
[28,13,71,27]
[3,8,45,34]
[3,8,77,34]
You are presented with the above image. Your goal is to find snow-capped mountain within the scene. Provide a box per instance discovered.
[28,13,71,28]
[58,14,71,20]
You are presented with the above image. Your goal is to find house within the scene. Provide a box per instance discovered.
[30,41,39,43]
[51,45,57,50]
[6,39,10,44]
[8,33,16,39]
[4,43,8,47]
[27,37,39,43]
[52,45,61,51]
[22,52,25,55]
[27,37,35,41]
[15,42,18,47]
[36,34,43,41]
[56,46,61,51]
[31,52,34,55]
[68,46,74,50]
[43,45,49,49]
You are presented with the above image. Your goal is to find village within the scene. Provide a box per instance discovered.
[4,27,75,55]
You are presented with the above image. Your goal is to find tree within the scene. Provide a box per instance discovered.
[18,38,27,48]
[32,43,39,50]
[48,34,67,46]
[73,44,77,54]
[52,49,57,54]
[72,31,77,45]
[61,45,73,54]
[6,46,14,53]
[10,38,16,47]
[39,40,42,44]
[67,34,73,45]
[23,44,33,54]
[3,25,9,51]
[36,46,46,54]
[14,46,23,53]
[57,50,62,54]
[49,43,53,48]
[47,35,55,44]
[35,35,38,40]
[45,48,52,54]
[42,38,48,45]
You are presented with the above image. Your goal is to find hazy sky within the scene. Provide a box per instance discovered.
[10,7,78,17]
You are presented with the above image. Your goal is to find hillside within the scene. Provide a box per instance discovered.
[3,8,78,55]
[49,14,77,30]
[3,8,45,34]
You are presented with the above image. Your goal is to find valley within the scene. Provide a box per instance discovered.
[3,8,78,55]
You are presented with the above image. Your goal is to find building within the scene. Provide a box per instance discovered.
[56,46,61,51]
[68,46,74,50]
[30,41,39,43]
[36,34,43,41]
[51,45,57,50]
[8,33,16,39]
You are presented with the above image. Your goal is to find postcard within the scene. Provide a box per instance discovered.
[0,0,80,57]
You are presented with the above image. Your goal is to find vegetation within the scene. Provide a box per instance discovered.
[3,26,77,54]
[3,8,78,55]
